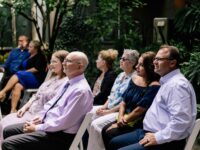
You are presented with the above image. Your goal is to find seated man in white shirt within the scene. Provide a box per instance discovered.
[108,45,197,150]
[2,51,93,150]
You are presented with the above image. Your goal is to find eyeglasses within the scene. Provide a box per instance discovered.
[120,57,129,62]
[153,57,173,61]
[63,58,80,64]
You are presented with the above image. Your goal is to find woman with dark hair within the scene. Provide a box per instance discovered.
[93,49,118,105]
[101,51,160,149]
[0,40,47,113]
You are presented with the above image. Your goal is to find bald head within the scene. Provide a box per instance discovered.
[69,51,89,71]
[63,51,89,79]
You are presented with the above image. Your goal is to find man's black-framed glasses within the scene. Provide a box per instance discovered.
[153,57,173,61]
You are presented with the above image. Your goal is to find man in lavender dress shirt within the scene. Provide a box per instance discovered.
[108,45,197,150]
[2,51,93,150]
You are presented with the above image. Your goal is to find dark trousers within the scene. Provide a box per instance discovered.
[2,123,75,150]
[108,128,186,150]
[0,72,11,90]
[0,73,12,114]
[102,121,138,150]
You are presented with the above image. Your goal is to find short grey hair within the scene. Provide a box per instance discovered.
[123,49,139,64]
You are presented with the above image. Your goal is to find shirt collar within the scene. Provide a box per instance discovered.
[16,48,29,52]
[68,74,85,85]
[160,69,180,85]
[124,70,136,79]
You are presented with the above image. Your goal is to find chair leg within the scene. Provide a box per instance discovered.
[79,140,84,150]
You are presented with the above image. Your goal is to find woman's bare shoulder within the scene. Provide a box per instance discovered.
[149,81,160,86]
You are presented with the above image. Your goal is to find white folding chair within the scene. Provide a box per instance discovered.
[69,112,93,150]
[184,119,200,150]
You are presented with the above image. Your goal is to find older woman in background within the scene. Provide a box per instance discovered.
[0,50,68,143]
[0,41,47,113]
[87,49,139,150]
[93,49,118,105]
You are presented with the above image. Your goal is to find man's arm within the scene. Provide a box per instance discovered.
[35,90,92,132]
[2,49,14,69]
[154,84,195,144]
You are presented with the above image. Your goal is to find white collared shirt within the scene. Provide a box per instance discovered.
[143,69,197,144]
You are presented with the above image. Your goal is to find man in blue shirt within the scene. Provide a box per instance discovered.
[108,45,196,150]
[0,35,30,89]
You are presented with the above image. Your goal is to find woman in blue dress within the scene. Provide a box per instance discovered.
[101,51,160,149]
[0,40,47,113]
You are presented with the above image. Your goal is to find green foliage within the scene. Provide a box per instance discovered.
[174,4,200,37]
[172,1,200,104]
[84,0,118,42]
[0,6,12,47]
[173,0,200,51]
[83,0,146,51]
[55,0,146,84]
[9,0,32,11]
[139,43,160,55]
[0,0,91,53]
[169,40,190,63]
[181,51,200,85]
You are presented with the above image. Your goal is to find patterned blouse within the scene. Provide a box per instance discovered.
[107,71,136,109]
[28,76,67,114]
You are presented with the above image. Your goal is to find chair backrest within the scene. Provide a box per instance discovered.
[184,119,200,150]
[0,72,3,81]
[69,112,93,150]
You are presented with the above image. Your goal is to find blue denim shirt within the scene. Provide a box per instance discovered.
[107,72,135,109]
[2,48,30,75]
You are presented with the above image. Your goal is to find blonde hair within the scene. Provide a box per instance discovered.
[99,49,118,69]
[30,40,42,52]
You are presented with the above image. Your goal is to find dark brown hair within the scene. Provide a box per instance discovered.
[141,51,160,84]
